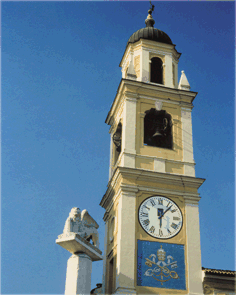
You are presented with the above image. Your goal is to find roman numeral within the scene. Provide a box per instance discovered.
[159,229,163,236]
[171,223,178,230]
[141,213,148,217]
[144,206,150,210]
[158,199,163,205]
[167,229,171,234]
[150,200,155,206]
[167,201,171,207]
[149,226,155,233]
[143,219,150,226]
[173,216,180,221]
[171,209,177,213]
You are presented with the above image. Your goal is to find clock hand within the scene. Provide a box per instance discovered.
[157,208,162,228]
[158,205,172,219]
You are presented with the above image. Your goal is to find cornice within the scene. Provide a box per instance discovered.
[100,166,205,210]
[105,79,198,126]
[119,39,181,68]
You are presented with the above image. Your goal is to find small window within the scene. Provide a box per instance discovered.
[144,108,173,149]
[150,57,163,84]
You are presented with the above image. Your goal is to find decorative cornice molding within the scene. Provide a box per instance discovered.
[137,185,200,199]
[100,166,205,210]
[105,79,197,125]
[124,94,138,102]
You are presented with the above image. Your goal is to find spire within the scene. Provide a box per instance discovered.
[178,70,191,91]
[145,1,155,28]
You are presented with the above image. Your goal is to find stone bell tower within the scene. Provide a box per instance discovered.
[100,4,204,295]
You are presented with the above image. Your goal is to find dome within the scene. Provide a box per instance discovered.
[127,27,173,46]
[127,5,173,46]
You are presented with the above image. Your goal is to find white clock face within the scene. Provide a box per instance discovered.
[138,196,183,239]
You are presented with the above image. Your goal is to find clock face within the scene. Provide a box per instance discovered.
[138,196,183,239]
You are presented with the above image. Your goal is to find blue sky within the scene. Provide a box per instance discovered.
[2,1,234,294]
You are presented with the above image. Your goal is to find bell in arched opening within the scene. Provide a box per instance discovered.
[144,108,173,149]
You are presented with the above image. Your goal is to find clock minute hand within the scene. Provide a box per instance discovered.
[158,205,172,219]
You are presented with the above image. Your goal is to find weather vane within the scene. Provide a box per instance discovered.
[149,0,155,13]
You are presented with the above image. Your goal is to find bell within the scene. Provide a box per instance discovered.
[152,118,168,137]
[152,127,163,137]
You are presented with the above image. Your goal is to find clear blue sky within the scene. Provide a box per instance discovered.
[2,1,234,294]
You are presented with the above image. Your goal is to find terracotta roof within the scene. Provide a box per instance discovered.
[202,267,236,276]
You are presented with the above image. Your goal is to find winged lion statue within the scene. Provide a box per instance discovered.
[62,207,99,248]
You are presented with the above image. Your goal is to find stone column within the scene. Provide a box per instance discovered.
[65,253,92,295]
[56,232,102,295]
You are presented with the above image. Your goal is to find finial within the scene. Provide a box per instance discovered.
[149,0,155,14]
[145,1,155,28]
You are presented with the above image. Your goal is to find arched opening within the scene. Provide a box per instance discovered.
[113,122,122,164]
[144,108,173,149]
[150,57,163,84]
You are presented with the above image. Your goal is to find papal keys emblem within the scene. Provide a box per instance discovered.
[144,245,179,285]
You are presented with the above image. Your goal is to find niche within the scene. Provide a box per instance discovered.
[144,108,173,149]
[112,122,122,164]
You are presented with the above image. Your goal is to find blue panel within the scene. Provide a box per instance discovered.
[137,240,186,290]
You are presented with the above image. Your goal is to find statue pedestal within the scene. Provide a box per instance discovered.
[56,233,103,295]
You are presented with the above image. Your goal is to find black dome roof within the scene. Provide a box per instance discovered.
[127,27,173,46]
[127,6,173,46]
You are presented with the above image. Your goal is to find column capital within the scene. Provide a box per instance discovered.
[183,194,201,205]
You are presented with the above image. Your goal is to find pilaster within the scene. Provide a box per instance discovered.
[181,107,195,177]
[120,97,137,168]
[165,54,173,87]
[115,188,137,294]
[141,48,150,82]
[184,196,203,295]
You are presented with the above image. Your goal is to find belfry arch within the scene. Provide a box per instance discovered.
[150,57,163,84]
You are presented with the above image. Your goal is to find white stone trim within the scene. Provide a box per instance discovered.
[184,163,196,177]
[185,203,203,294]
[116,192,136,290]
[181,107,195,169]
[120,153,135,168]
[121,96,137,168]
[154,158,165,173]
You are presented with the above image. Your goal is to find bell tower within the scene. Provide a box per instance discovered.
[100,4,205,295]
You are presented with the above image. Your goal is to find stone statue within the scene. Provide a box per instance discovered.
[62,207,99,248]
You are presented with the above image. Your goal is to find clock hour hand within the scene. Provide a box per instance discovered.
[158,205,172,219]
[157,208,163,228]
